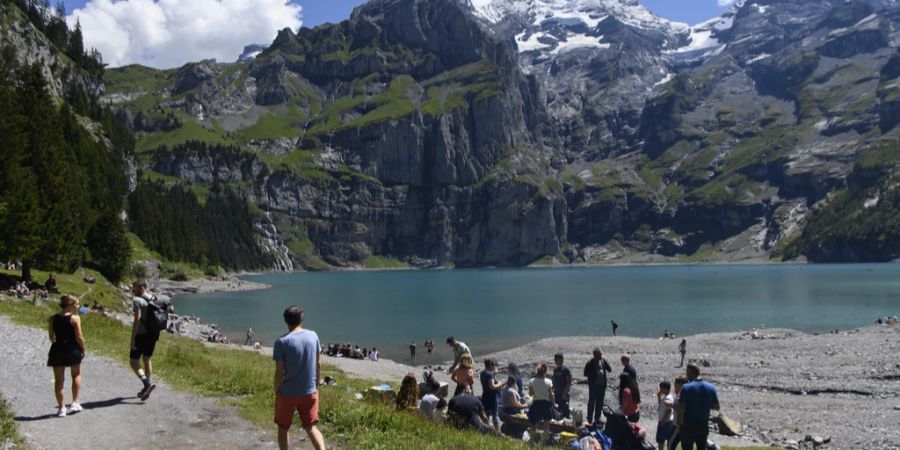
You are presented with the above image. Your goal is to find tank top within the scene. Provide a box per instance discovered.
[53,314,76,344]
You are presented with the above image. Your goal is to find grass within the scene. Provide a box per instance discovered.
[0,267,123,311]
[127,233,208,281]
[137,114,231,152]
[0,393,24,450]
[237,104,307,141]
[360,256,409,270]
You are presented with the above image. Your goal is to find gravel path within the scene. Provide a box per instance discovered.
[0,316,279,450]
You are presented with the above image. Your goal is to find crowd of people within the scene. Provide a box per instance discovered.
[324,343,379,361]
[876,315,898,326]
[385,336,720,450]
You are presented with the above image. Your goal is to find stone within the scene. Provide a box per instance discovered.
[715,413,742,436]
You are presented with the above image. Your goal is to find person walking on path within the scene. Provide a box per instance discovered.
[48,294,85,417]
[552,353,573,418]
[445,336,472,374]
[273,306,326,450]
[245,328,255,346]
[678,339,687,368]
[611,320,619,336]
[583,348,613,424]
[129,280,171,401]
[678,363,720,450]
[409,340,417,364]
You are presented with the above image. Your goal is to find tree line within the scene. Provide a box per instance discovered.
[128,180,275,271]
[0,56,130,282]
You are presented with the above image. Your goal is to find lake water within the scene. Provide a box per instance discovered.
[172,264,900,361]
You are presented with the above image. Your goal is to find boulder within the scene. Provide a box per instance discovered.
[715,413,742,436]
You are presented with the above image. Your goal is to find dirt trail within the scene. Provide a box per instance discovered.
[0,316,279,450]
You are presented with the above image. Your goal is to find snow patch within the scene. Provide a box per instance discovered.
[746,53,771,64]
[551,33,610,54]
[654,73,674,88]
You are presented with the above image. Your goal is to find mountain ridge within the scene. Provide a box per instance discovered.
[98,0,900,270]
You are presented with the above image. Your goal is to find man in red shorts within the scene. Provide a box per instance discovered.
[273,306,326,450]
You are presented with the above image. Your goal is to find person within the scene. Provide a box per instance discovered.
[419,374,444,421]
[83,273,95,284]
[45,274,58,293]
[451,354,475,396]
[47,295,85,417]
[445,336,472,375]
[129,280,171,402]
[663,330,669,339]
[409,340,417,364]
[508,363,525,397]
[273,306,326,450]
[618,372,641,423]
[668,376,687,450]
[368,347,379,361]
[448,385,495,434]
[621,354,637,381]
[528,363,555,441]
[245,328,255,345]
[480,358,503,432]
[396,373,419,411]
[611,320,619,336]
[552,353,573,418]
[584,348,613,425]
[678,363,719,450]
[656,381,675,450]
[426,339,434,354]
[678,339,687,368]
[501,375,528,415]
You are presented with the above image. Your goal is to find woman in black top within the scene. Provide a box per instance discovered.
[47,294,85,417]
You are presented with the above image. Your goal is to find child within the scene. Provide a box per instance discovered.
[656,381,675,450]
[668,376,687,450]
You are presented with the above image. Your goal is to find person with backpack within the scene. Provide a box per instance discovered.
[129,280,171,401]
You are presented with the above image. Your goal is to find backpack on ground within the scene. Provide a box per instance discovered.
[142,295,169,335]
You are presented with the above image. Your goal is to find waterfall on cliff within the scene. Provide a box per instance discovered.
[257,211,294,272]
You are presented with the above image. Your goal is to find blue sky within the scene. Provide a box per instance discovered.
[62,0,729,28]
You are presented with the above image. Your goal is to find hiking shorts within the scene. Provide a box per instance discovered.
[656,421,675,444]
[275,392,319,430]
[130,333,159,359]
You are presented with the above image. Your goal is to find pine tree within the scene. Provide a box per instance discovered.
[88,210,131,282]
[68,19,84,63]
[46,1,68,50]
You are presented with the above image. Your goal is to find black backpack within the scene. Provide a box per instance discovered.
[142,295,169,335]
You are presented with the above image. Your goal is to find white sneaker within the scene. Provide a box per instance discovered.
[67,403,83,414]
[56,407,66,417]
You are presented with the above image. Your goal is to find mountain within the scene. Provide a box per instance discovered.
[101,0,900,270]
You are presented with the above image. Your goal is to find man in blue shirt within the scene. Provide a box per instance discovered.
[677,363,720,450]
[273,306,326,450]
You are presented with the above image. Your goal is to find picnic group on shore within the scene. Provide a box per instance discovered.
[390,335,720,450]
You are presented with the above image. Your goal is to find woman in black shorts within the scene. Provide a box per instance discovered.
[47,294,85,417]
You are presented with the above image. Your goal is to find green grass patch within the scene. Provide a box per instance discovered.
[0,267,123,311]
[104,64,173,94]
[0,392,24,450]
[137,114,230,153]
[237,104,306,141]
[360,256,408,270]
[127,233,208,281]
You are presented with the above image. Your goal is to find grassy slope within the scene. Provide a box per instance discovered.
[0,267,122,311]
[0,392,24,450]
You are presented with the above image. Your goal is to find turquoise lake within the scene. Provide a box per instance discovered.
[172,264,900,361]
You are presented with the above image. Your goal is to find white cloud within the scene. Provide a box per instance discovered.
[69,0,303,68]
[717,0,736,6]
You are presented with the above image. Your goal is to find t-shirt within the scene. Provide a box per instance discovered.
[480,370,499,411]
[132,296,148,335]
[658,393,674,422]
[368,351,379,361]
[420,394,441,421]
[529,376,553,401]
[584,358,613,387]
[552,365,572,399]
[453,342,471,359]
[621,388,639,415]
[623,364,637,381]
[448,394,485,424]
[273,329,322,397]
[501,385,522,411]
[679,379,719,426]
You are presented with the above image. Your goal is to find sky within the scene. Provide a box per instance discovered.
[60,0,733,68]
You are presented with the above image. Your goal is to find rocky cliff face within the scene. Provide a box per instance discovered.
[104,0,900,269]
